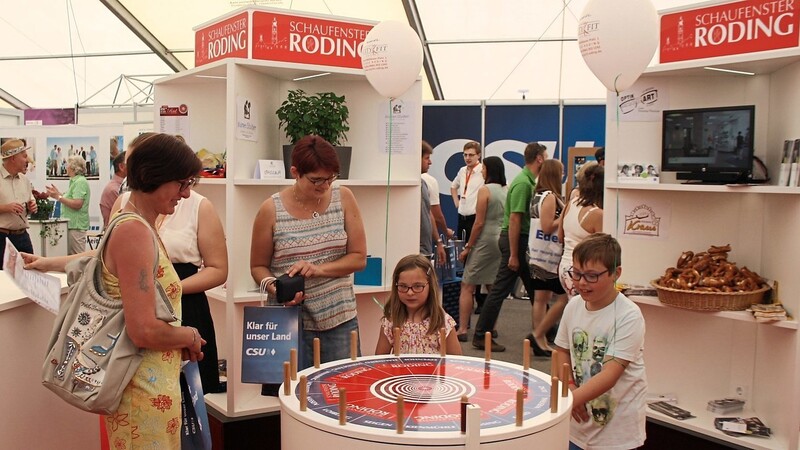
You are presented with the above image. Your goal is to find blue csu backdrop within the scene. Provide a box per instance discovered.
[422,103,605,232]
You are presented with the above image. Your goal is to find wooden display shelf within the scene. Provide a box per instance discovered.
[233,178,419,187]
[646,403,788,450]
[607,182,800,195]
[207,285,388,303]
[630,295,797,330]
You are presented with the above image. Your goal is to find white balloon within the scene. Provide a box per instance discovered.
[361,21,423,98]
[578,0,658,93]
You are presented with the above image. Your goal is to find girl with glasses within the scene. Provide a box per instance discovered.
[375,254,462,356]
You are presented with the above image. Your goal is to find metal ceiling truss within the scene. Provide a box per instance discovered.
[403,0,444,100]
[79,74,165,108]
[100,0,187,73]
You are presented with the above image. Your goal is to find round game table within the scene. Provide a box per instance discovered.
[280,354,572,449]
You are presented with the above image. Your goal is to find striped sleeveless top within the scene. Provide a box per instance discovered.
[271,185,357,330]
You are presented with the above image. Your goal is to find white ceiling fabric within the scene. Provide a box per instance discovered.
[0,0,703,109]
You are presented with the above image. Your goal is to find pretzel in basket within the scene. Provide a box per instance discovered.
[657,244,766,293]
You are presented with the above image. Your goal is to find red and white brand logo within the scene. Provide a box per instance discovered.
[195,12,250,66]
[159,104,189,117]
[251,11,373,68]
[660,0,799,63]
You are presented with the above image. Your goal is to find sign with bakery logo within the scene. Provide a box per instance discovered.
[660,0,799,63]
[251,11,373,68]
[618,200,670,241]
[195,12,249,66]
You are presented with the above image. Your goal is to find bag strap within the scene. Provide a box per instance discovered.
[98,212,160,278]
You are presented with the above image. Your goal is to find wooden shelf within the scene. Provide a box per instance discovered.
[207,285,388,304]
[646,405,787,450]
[630,296,798,330]
[233,178,418,187]
[607,182,800,195]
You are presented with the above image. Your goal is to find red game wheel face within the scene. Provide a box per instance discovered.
[300,355,552,432]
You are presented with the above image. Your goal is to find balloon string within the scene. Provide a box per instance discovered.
[383,98,394,287]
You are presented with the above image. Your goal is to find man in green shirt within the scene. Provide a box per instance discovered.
[473,142,547,351]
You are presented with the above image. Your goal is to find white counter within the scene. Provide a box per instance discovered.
[0,271,100,449]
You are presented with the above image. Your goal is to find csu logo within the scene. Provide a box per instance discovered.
[536,230,559,243]
[245,348,267,356]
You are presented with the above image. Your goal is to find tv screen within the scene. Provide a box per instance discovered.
[661,105,754,181]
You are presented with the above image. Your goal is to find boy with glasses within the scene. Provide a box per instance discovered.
[553,233,647,450]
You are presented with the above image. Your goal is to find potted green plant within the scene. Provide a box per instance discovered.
[276,89,351,179]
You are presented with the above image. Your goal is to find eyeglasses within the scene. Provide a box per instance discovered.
[567,268,609,283]
[176,176,199,191]
[305,174,339,186]
[396,283,429,293]
[463,152,478,158]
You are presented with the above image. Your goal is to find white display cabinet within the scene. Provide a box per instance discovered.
[605,47,800,449]
[154,58,422,418]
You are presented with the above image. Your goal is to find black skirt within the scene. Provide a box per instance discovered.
[173,262,222,393]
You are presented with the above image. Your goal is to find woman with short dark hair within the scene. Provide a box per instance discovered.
[25,132,206,447]
[251,135,367,377]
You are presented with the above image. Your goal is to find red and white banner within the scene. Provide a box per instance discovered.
[195,12,250,66]
[194,8,374,68]
[660,0,799,63]
[251,11,372,68]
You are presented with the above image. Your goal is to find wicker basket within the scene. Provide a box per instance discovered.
[650,280,770,311]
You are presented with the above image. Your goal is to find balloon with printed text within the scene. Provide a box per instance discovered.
[361,21,423,99]
[578,0,658,93]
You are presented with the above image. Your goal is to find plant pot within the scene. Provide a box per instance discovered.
[282,145,351,180]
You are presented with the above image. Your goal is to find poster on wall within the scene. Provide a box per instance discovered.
[44,136,100,180]
[617,197,671,241]
[616,80,669,122]
[110,135,124,172]
[158,104,191,142]
[378,99,415,154]
[236,96,257,142]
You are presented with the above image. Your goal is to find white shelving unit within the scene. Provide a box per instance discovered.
[605,47,800,449]
[154,57,421,418]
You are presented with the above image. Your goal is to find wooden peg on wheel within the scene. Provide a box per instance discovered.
[299,375,308,411]
[394,327,401,356]
[290,348,298,380]
[484,331,492,361]
[523,338,531,370]
[550,376,559,413]
[439,327,446,357]
[516,388,524,426]
[313,337,321,368]
[350,330,358,360]
[561,363,570,397]
[339,388,347,425]
[283,361,291,396]
[396,395,405,434]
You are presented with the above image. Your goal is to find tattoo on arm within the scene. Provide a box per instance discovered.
[138,269,149,292]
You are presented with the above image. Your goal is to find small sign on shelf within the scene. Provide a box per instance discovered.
[254,160,286,179]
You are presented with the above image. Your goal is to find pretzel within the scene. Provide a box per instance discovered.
[676,251,694,269]
[708,244,731,254]
[656,245,765,293]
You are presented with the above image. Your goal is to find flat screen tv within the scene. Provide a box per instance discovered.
[661,105,755,183]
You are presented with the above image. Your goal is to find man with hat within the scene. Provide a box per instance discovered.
[1,139,37,263]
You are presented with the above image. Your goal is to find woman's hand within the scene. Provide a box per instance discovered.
[283,291,306,307]
[45,184,61,200]
[287,260,319,278]
[182,326,206,362]
[21,252,48,271]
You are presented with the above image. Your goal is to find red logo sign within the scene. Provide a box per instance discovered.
[159,104,188,117]
[251,11,373,68]
[660,0,799,63]
[195,12,250,66]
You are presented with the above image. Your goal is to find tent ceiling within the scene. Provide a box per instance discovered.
[1,0,700,109]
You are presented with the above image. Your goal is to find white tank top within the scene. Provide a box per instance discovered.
[120,190,204,266]
[562,196,599,263]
